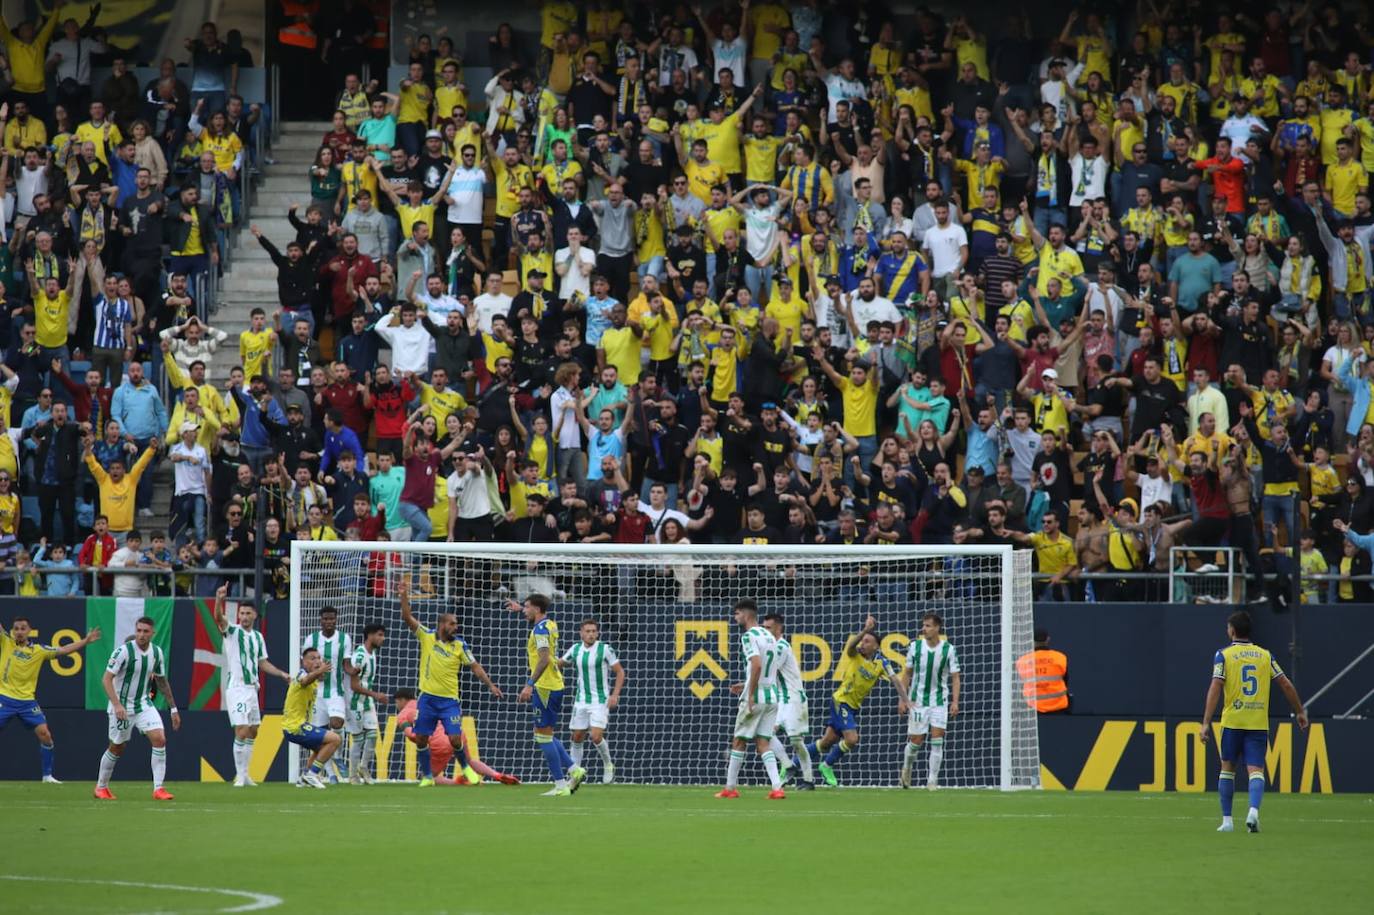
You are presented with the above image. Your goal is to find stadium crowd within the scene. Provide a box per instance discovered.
[5,1,1374,605]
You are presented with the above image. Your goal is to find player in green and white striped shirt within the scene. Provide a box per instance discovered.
[345,623,391,785]
[95,616,180,801]
[302,607,354,780]
[761,612,815,790]
[898,611,961,790]
[558,619,625,784]
[716,599,787,799]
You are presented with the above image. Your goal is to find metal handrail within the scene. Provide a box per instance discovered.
[0,565,262,598]
[270,65,281,144]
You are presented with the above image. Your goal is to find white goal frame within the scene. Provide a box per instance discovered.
[287,541,1038,789]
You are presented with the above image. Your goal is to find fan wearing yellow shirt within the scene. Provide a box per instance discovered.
[1318,86,1354,167]
[282,647,345,789]
[73,101,123,167]
[340,143,380,214]
[1059,11,1112,84]
[1200,610,1308,833]
[27,262,81,351]
[399,578,501,786]
[598,302,643,385]
[946,18,989,80]
[1,616,101,782]
[699,86,762,183]
[954,148,1005,210]
[805,614,903,787]
[506,592,585,795]
[1354,100,1374,172]
[190,109,244,177]
[434,62,468,126]
[414,369,469,430]
[239,308,277,380]
[678,136,728,206]
[764,276,810,341]
[707,324,746,407]
[743,116,785,186]
[396,62,434,157]
[1324,139,1368,216]
[2,101,46,156]
[634,193,669,283]
[700,186,743,273]
[636,293,680,377]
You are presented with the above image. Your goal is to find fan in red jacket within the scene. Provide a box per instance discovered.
[78,517,118,594]
[52,361,115,433]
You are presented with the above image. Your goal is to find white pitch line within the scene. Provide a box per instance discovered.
[0,875,282,912]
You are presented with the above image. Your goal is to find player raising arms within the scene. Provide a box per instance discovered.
[507,594,586,796]
[1201,610,1308,833]
[717,599,787,800]
[400,577,503,787]
[898,611,961,790]
[559,618,626,784]
[345,623,390,784]
[393,688,521,785]
[761,612,815,791]
[303,607,354,781]
[0,616,100,783]
[95,616,181,800]
[213,583,293,787]
[283,647,344,789]
[806,615,903,787]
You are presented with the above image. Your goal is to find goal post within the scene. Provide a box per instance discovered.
[287,541,1039,790]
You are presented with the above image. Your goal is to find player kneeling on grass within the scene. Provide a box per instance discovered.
[283,648,344,789]
[898,611,961,790]
[95,616,180,801]
[806,615,902,787]
[345,623,391,784]
[559,619,625,784]
[394,688,520,785]
[1201,610,1308,833]
[717,600,787,800]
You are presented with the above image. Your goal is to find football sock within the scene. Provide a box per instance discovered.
[536,734,565,781]
[769,736,793,769]
[1218,771,1235,816]
[570,739,585,767]
[594,738,612,767]
[725,749,745,789]
[761,750,782,789]
[39,743,54,777]
[823,740,851,767]
[151,747,167,789]
[232,739,246,779]
[97,750,119,788]
[242,739,254,777]
[349,734,364,774]
[927,738,944,783]
[416,746,431,778]
[361,731,377,773]
[554,738,574,769]
[790,737,813,781]
[1248,771,1265,811]
[903,741,919,767]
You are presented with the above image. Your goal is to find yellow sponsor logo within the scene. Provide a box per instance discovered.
[675,621,729,699]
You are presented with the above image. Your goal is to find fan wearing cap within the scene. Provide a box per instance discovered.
[168,419,212,543]
[1016,367,1072,440]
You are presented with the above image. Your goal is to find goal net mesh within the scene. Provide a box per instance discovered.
[290,543,1038,790]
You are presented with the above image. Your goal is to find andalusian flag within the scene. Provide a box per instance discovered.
[189,598,225,710]
[84,598,174,710]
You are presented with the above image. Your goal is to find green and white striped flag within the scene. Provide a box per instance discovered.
[84,598,174,710]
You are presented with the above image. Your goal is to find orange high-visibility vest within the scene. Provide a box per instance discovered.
[279,0,318,49]
[1015,648,1068,712]
[367,0,390,51]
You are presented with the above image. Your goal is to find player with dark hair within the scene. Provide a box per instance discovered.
[508,593,586,796]
[717,599,787,799]
[0,616,100,783]
[899,611,961,790]
[95,616,180,800]
[1201,610,1308,832]
[559,618,626,784]
[283,647,344,789]
[806,614,902,787]
[345,622,390,784]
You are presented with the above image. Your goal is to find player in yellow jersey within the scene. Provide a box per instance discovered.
[805,615,902,786]
[507,593,586,796]
[282,646,345,789]
[1200,611,1308,833]
[0,615,101,782]
[399,578,503,786]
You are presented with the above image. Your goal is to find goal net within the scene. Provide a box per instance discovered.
[288,542,1039,790]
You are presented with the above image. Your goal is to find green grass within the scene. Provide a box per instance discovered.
[1,783,1370,913]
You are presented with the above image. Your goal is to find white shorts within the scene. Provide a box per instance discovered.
[311,695,348,725]
[345,706,379,734]
[907,705,949,737]
[777,699,809,737]
[569,701,610,731]
[733,701,778,740]
[226,685,261,726]
[107,707,164,744]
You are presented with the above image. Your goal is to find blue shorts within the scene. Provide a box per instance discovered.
[284,723,327,751]
[532,688,564,728]
[826,700,859,734]
[0,694,46,730]
[414,693,463,737]
[1220,727,1268,768]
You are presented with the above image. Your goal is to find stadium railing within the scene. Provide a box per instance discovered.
[0,565,260,597]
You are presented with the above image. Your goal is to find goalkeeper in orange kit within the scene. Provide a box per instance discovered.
[394,689,520,785]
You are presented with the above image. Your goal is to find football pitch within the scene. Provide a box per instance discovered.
[1,783,1370,913]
